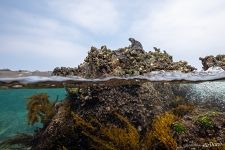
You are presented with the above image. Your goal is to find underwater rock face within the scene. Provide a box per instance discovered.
[52,39,196,78]
[30,81,177,149]
[26,80,225,150]
[200,55,225,71]
[68,81,176,129]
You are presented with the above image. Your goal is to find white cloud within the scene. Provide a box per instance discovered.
[5,10,83,40]
[0,34,87,70]
[130,0,225,69]
[0,35,84,58]
[48,0,120,34]
[0,9,88,70]
[1,0,225,70]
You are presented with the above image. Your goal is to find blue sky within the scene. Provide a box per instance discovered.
[1,0,225,71]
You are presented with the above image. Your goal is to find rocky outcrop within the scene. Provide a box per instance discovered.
[52,39,196,78]
[199,55,225,71]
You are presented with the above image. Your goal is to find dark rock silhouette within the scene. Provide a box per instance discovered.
[128,38,143,51]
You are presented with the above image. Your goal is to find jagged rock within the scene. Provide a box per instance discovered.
[52,39,196,78]
[200,55,225,70]
[128,38,144,52]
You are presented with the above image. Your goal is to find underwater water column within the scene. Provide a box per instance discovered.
[0,88,66,141]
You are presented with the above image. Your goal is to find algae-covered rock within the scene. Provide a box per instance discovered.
[31,102,80,150]
[28,80,178,149]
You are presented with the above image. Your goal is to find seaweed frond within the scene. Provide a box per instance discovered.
[0,133,33,149]
[152,112,177,150]
[27,93,55,126]
[72,112,179,150]
[72,112,95,130]
[172,104,195,117]
[82,132,117,150]
[99,113,139,150]
[72,112,140,150]
[140,129,154,150]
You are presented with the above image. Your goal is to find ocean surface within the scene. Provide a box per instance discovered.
[0,88,66,141]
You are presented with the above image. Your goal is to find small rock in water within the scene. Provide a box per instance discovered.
[12,85,23,88]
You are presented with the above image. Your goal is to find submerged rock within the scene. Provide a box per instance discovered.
[27,81,225,150]
[29,80,178,149]
[69,81,176,129]
[4,78,225,149]
[52,39,196,78]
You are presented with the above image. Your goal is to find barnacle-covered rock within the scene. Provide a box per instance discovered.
[68,80,176,130]
[52,38,196,78]
[200,54,225,70]
[52,67,78,76]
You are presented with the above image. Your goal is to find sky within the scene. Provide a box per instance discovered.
[0,0,225,71]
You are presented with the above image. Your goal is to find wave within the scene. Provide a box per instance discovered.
[0,67,225,84]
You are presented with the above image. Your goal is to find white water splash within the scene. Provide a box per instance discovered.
[0,67,225,84]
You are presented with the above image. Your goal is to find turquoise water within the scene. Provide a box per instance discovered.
[0,88,66,141]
